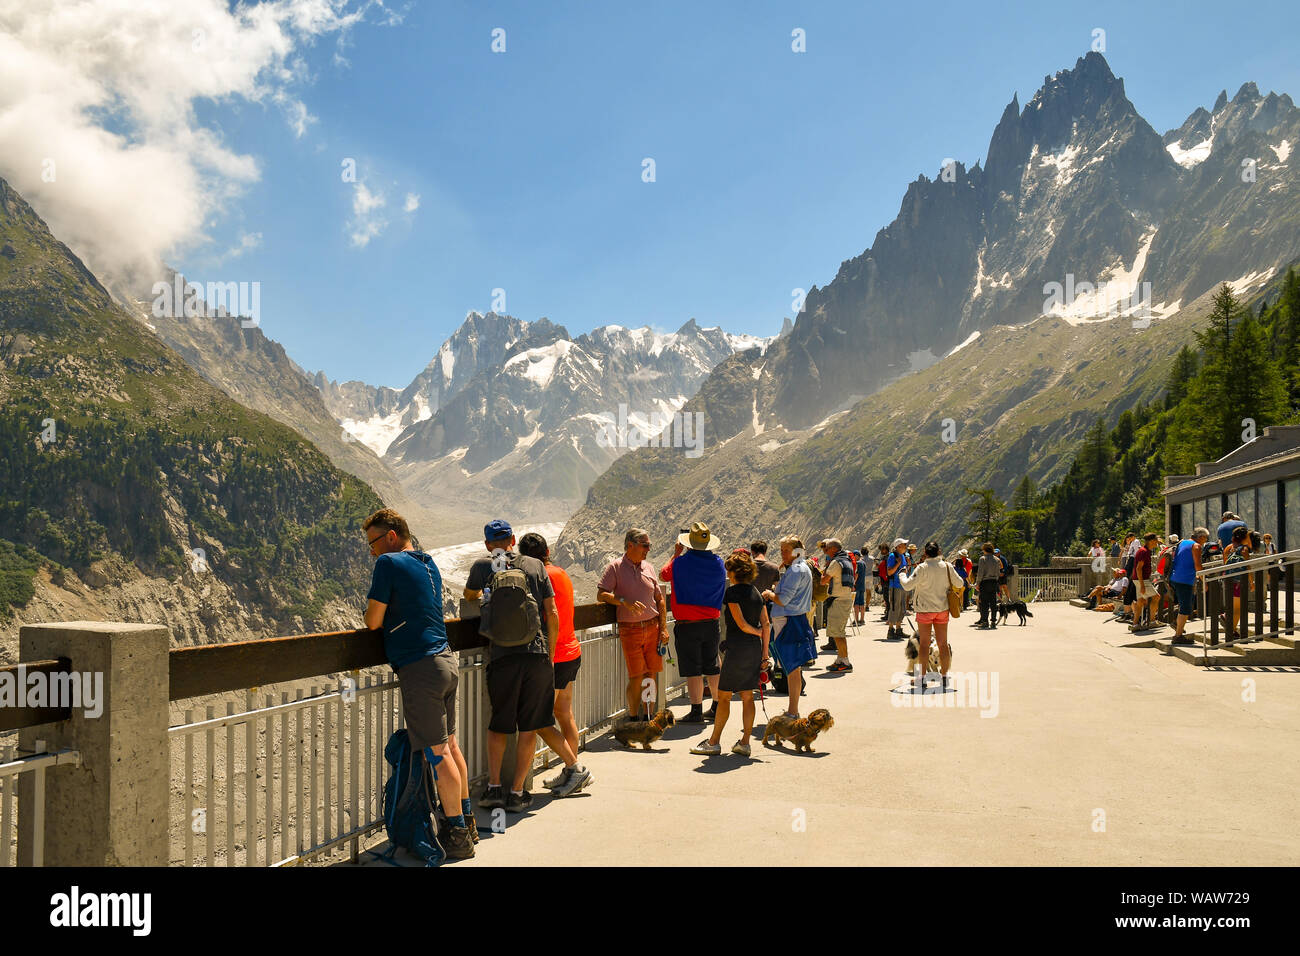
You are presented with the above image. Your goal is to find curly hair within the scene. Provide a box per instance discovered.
[725,551,757,584]
[363,508,410,542]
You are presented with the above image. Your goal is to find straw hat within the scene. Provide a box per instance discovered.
[677,521,721,551]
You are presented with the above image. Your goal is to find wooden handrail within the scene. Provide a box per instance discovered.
[167,601,618,702]
[0,658,73,733]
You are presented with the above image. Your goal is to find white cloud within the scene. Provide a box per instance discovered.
[349,182,387,246]
[403,192,420,212]
[0,0,392,287]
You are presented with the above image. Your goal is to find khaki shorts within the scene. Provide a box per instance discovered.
[1137,579,1156,600]
[826,595,852,638]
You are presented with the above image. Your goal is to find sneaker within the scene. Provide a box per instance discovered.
[550,765,592,797]
[480,785,506,810]
[679,707,705,724]
[691,739,722,755]
[542,769,565,789]
[820,640,836,652]
[827,660,853,672]
[442,824,475,860]
[505,789,533,813]
[731,740,751,757]
[705,702,718,720]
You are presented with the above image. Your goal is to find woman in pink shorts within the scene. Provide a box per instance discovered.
[900,540,959,692]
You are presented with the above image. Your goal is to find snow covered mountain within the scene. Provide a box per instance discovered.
[315,312,776,508]
[756,52,1300,424]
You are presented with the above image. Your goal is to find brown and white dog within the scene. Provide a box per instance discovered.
[761,708,834,752]
[612,710,675,750]
[905,635,953,676]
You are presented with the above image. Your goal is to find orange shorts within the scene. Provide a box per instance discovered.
[619,619,664,675]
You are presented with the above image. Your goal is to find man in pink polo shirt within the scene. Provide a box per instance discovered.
[597,528,668,720]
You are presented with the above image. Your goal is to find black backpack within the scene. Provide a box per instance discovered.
[478,554,541,647]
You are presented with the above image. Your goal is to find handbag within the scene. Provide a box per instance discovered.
[946,565,963,618]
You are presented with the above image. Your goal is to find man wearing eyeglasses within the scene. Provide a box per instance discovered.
[598,527,668,720]
[363,508,474,860]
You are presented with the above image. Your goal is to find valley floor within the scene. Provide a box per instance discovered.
[342,602,1298,866]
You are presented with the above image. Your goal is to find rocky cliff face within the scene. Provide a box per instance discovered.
[556,53,1300,583]
[0,176,388,654]
[748,52,1297,431]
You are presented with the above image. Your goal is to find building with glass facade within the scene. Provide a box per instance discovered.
[1163,425,1300,550]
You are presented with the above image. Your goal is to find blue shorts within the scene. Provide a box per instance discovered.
[1172,581,1196,617]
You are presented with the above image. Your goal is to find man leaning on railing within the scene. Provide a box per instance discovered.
[363,508,476,860]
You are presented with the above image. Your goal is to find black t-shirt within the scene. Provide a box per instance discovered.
[466,550,553,659]
[723,583,764,643]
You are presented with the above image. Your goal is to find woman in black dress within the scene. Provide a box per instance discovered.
[690,551,770,757]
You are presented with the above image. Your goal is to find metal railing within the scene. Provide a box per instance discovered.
[1196,547,1299,660]
[1,740,81,867]
[530,623,688,770]
[167,621,687,867]
[1015,568,1082,602]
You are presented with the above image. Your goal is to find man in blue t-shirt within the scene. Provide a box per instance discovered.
[364,508,473,858]
[885,538,909,639]
[1216,512,1246,550]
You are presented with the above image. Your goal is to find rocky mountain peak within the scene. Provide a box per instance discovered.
[1213,89,1229,112]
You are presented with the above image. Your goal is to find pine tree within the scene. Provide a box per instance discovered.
[1222,308,1287,451]
[965,487,1006,544]
[1165,345,1199,408]
[1275,267,1300,407]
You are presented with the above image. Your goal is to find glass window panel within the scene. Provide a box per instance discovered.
[1239,487,1256,530]
[1181,502,1192,536]
[1287,479,1299,553]
[1258,483,1278,543]
[1205,496,1218,529]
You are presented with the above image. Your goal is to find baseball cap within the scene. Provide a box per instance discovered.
[891,537,908,549]
[484,519,513,542]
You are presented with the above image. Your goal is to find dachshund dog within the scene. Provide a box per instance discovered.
[761,708,834,753]
[997,600,1034,625]
[612,710,675,750]
[905,635,954,676]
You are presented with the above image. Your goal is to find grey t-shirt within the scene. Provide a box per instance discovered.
[466,550,554,660]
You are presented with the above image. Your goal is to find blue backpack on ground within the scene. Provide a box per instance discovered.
[379,728,445,867]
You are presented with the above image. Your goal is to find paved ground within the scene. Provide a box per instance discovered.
[341,603,1300,867]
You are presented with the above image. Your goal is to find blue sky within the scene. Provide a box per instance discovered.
[170,0,1300,387]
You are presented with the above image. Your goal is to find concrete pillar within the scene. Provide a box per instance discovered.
[17,622,170,866]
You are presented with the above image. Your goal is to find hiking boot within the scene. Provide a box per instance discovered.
[479,785,505,810]
[820,640,836,652]
[505,789,533,813]
[679,706,705,723]
[690,739,722,755]
[442,824,475,860]
[466,813,480,844]
[550,764,592,797]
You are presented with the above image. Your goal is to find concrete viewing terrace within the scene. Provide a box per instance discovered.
[341,602,1300,867]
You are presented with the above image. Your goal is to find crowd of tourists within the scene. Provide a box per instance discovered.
[359,507,1031,864]
[1076,512,1281,643]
